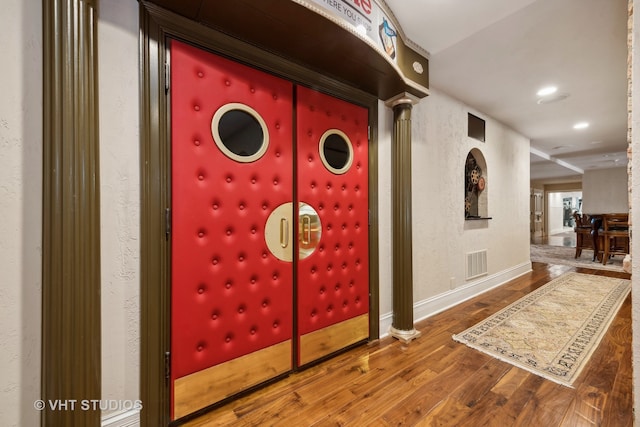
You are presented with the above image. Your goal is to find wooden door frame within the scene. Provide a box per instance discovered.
[139,3,379,425]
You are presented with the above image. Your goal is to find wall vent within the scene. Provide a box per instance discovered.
[466,250,488,280]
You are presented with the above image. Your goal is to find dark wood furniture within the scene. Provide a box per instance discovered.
[588,214,604,262]
[601,213,630,265]
[582,213,629,264]
[572,212,593,259]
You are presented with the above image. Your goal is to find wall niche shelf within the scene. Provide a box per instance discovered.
[464,148,488,220]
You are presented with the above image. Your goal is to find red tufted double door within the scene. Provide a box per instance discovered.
[169,40,369,420]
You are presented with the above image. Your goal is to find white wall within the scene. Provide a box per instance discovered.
[415,89,531,297]
[548,192,565,234]
[0,3,142,426]
[0,3,142,425]
[377,104,394,317]
[378,89,531,333]
[582,167,629,213]
[0,1,42,426]
[98,1,141,424]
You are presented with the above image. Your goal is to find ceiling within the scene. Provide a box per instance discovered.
[384,0,629,182]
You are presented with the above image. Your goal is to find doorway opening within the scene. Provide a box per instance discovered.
[543,191,582,247]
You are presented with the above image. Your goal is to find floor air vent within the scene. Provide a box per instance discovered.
[466,250,488,280]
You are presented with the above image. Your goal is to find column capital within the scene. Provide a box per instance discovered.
[384,92,421,108]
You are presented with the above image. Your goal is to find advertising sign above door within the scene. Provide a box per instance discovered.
[298,0,429,95]
[305,0,399,62]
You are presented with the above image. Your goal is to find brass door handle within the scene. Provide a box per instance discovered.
[265,201,321,262]
[298,202,321,260]
[301,215,311,245]
[265,202,294,262]
[280,218,289,248]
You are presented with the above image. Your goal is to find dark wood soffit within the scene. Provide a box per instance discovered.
[145,0,428,100]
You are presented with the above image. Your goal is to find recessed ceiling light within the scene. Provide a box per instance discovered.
[573,122,589,130]
[536,93,570,104]
[537,86,558,97]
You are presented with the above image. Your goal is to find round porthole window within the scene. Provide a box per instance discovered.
[211,103,269,163]
[319,129,353,174]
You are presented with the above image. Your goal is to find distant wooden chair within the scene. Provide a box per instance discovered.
[573,212,594,259]
[601,213,629,265]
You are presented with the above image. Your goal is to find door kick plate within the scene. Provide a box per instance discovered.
[265,202,321,262]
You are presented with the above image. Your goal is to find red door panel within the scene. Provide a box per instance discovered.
[296,86,370,365]
[170,40,293,419]
[169,40,370,419]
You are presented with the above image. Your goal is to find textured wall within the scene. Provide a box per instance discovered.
[377,89,531,326]
[411,89,531,301]
[98,0,141,422]
[0,1,42,426]
[378,88,530,335]
[582,167,629,213]
[377,103,394,316]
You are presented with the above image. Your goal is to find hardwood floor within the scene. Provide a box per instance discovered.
[531,230,577,247]
[181,262,632,427]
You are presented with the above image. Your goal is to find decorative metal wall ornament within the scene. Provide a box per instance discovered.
[465,152,485,217]
[477,176,486,191]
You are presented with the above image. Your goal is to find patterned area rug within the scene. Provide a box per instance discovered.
[530,244,624,272]
[452,272,630,387]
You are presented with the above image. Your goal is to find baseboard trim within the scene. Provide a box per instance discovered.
[101,409,140,427]
[380,261,532,338]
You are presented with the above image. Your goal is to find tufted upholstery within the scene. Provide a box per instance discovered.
[170,40,294,383]
[170,40,371,413]
[296,86,369,362]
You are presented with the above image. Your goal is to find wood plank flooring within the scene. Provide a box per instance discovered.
[181,261,632,427]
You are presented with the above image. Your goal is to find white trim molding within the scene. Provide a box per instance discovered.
[380,261,532,338]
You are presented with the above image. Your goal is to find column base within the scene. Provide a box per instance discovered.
[388,326,421,344]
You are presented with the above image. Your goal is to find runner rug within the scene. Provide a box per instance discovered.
[452,272,630,387]
[530,244,624,272]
